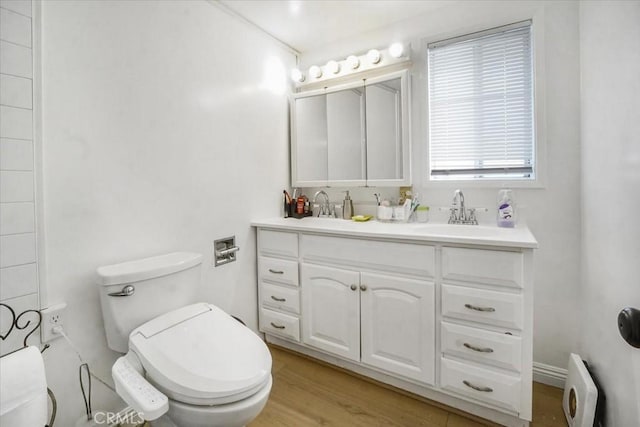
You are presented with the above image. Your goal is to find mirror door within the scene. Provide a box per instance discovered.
[292,82,366,187]
[365,72,410,186]
[291,70,410,187]
[327,87,365,184]
[293,94,328,185]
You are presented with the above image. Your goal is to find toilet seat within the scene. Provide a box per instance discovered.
[129,303,272,406]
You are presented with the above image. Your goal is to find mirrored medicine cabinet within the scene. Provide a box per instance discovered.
[291,70,410,187]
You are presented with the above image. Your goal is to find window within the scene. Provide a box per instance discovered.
[428,21,534,181]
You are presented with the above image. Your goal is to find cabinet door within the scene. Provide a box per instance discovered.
[360,272,435,385]
[301,263,360,361]
[327,87,366,183]
[293,94,328,185]
[364,71,410,186]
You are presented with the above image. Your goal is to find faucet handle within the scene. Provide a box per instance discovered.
[448,207,458,223]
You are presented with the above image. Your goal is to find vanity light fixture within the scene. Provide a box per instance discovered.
[326,60,340,74]
[346,55,360,70]
[367,49,381,64]
[309,65,322,79]
[292,42,410,87]
[389,42,404,58]
[290,68,305,83]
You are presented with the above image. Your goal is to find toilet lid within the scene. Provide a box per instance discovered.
[129,303,272,406]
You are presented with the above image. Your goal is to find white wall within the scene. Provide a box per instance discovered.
[580,1,640,424]
[0,0,40,355]
[300,1,582,373]
[39,0,293,424]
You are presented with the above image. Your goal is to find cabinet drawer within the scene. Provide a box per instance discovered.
[260,282,300,314]
[259,256,299,287]
[442,284,523,330]
[442,247,523,289]
[301,234,435,277]
[258,229,298,258]
[260,308,300,342]
[441,358,521,412]
[441,322,522,372]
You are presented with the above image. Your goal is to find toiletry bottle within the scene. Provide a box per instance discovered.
[342,191,354,220]
[497,189,515,228]
[283,190,290,218]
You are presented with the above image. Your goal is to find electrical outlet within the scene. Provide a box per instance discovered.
[40,302,67,343]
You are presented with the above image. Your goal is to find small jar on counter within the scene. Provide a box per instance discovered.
[416,206,430,223]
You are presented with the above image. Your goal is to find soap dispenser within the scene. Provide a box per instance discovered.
[497,189,516,228]
[342,191,354,220]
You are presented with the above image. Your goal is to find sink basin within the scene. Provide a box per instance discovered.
[413,224,513,238]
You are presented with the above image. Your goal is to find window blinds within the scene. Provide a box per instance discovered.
[428,21,534,180]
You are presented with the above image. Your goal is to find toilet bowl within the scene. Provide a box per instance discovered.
[97,253,272,426]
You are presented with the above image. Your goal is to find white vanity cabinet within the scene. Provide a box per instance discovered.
[300,263,360,361]
[439,246,531,416]
[257,229,301,342]
[359,272,435,383]
[254,219,536,427]
[300,263,435,384]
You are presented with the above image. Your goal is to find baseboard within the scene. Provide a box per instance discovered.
[533,362,568,388]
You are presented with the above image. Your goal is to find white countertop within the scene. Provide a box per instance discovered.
[251,217,538,249]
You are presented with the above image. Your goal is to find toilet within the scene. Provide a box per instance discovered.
[97,252,272,427]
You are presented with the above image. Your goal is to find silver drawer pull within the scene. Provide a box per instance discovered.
[464,303,496,312]
[270,322,286,329]
[463,380,493,392]
[268,269,284,274]
[270,296,286,302]
[463,342,494,353]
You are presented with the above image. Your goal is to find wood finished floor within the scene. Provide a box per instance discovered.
[250,345,567,427]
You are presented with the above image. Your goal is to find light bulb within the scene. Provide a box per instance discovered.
[290,68,305,83]
[367,49,381,65]
[309,65,322,79]
[389,42,404,58]
[346,55,360,70]
[326,60,340,74]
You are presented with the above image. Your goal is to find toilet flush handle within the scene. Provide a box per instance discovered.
[108,285,135,297]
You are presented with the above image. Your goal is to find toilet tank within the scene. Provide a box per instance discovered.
[97,252,203,353]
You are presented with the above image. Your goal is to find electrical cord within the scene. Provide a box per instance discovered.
[46,387,56,427]
[53,326,117,423]
[79,363,92,420]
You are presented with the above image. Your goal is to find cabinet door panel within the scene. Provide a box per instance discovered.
[301,263,360,361]
[327,88,365,182]
[366,79,402,180]
[360,272,435,385]
[294,94,328,184]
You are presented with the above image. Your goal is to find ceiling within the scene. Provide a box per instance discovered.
[217,0,457,54]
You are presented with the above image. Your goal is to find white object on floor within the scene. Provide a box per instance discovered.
[0,346,48,427]
[563,353,598,426]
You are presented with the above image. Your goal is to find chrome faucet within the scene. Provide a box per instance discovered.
[313,190,331,217]
[454,189,466,220]
[449,189,478,225]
